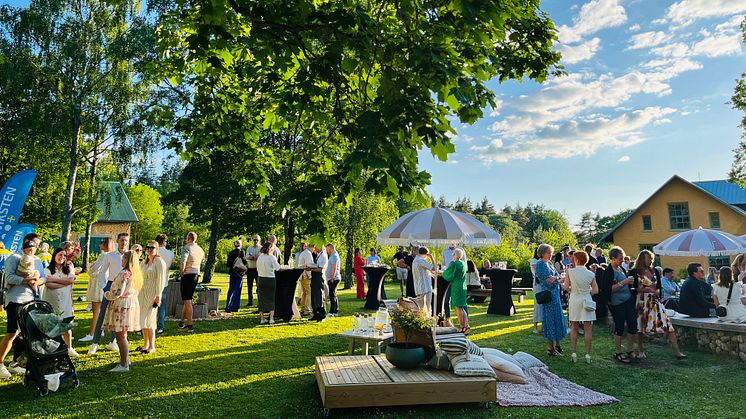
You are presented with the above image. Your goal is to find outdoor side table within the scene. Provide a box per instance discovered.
[339,330,393,355]
[274,268,304,322]
[363,266,389,310]
[484,268,518,316]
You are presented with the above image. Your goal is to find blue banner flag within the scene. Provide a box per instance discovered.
[0,224,36,270]
[0,169,37,245]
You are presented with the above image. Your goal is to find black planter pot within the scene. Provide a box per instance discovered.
[385,342,426,369]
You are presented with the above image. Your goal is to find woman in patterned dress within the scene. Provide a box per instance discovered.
[137,241,168,354]
[103,250,143,372]
[535,244,567,356]
[629,250,685,360]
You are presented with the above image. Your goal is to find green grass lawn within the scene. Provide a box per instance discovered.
[1,272,745,418]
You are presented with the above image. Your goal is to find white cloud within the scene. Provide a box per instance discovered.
[691,29,742,57]
[666,0,746,26]
[628,24,641,32]
[715,15,744,32]
[651,42,690,57]
[628,31,669,50]
[558,0,628,43]
[653,118,672,125]
[489,99,503,117]
[618,155,631,162]
[474,107,676,163]
[557,37,602,64]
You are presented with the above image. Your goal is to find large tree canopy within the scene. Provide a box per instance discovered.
[730,18,746,187]
[152,0,562,209]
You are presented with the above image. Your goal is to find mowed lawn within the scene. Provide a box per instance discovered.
[1,272,745,418]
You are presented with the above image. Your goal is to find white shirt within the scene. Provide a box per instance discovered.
[159,247,175,272]
[529,258,539,278]
[104,251,125,283]
[245,245,261,269]
[412,256,435,296]
[297,249,314,268]
[326,251,342,281]
[89,251,109,289]
[442,247,466,269]
[257,254,281,277]
[316,251,328,280]
[181,243,205,275]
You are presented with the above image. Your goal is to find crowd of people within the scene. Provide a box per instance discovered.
[530,243,746,365]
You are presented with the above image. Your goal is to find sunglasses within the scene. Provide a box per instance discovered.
[134,249,142,253]
[146,246,156,250]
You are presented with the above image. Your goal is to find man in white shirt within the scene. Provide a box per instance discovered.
[155,234,174,334]
[245,235,261,307]
[80,238,114,342]
[179,232,205,333]
[325,244,342,317]
[310,244,328,321]
[442,244,466,270]
[89,232,129,354]
[296,242,314,316]
[412,247,436,316]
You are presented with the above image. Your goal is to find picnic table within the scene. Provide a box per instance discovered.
[363,265,389,310]
[274,268,304,322]
[315,355,496,415]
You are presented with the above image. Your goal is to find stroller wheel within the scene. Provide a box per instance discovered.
[38,386,49,397]
[72,379,80,389]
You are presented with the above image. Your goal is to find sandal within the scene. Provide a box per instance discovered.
[614,352,631,364]
[460,326,471,335]
[636,352,647,360]
[130,346,143,353]
[547,349,559,356]
[627,351,636,362]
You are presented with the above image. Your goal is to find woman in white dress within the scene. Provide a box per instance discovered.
[713,267,746,323]
[562,251,598,364]
[138,241,168,354]
[43,248,78,357]
[530,247,542,334]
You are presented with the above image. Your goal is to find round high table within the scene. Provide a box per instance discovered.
[274,268,304,322]
[363,266,389,310]
[483,268,518,316]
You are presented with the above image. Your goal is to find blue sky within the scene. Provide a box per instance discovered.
[3,1,745,225]
[419,0,746,224]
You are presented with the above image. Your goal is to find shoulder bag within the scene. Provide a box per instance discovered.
[232,253,248,274]
[715,283,734,318]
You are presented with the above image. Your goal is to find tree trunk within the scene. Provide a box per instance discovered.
[343,207,355,289]
[81,148,98,273]
[202,206,220,283]
[82,220,92,273]
[283,214,295,264]
[60,112,81,241]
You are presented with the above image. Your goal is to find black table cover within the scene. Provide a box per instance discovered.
[274,268,304,322]
[363,266,389,310]
[484,268,518,316]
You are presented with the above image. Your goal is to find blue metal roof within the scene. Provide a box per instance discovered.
[692,180,746,205]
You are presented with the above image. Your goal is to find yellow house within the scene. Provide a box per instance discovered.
[601,175,746,273]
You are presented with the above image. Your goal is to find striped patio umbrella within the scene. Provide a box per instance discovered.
[653,227,746,257]
[377,207,501,247]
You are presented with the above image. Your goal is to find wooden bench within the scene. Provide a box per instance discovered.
[670,315,746,362]
[512,288,531,303]
[316,355,496,415]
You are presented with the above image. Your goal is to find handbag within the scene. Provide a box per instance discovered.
[232,255,248,274]
[583,295,596,312]
[535,290,552,305]
[716,283,734,318]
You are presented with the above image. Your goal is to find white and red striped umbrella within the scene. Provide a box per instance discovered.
[653,227,746,257]
[377,207,500,247]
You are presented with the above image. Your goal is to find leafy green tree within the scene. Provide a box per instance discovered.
[487,213,521,246]
[126,184,164,245]
[151,0,562,220]
[729,17,746,186]
[593,208,635,244]
[453,197,474,214]
[473,197,496,217]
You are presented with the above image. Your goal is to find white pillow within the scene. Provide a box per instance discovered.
[512,351,546,370]
[452,354,496,378]
[483,353,526,379]
[482,348,517,365]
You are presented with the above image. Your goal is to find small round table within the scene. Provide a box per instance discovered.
[363,266,389,310]
[274,268,304,321]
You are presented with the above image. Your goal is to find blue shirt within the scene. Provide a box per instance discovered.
[3,252,46,304]
[660,277,680,298]
[327,252,342,281]
[366,255,381,265]
[610,268,632,306]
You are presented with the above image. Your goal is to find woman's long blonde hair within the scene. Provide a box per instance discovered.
[123,250,144,291]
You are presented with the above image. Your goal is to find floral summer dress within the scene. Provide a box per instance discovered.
[635,271,674,334]
[103,269,141,333]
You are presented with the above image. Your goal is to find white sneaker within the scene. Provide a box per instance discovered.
[269,319,275,325]
[7,363,25,375]
[0,365,11,379]
[79,334,93,342]
[88,344,99,354]
[109,364,130,373]
[260,319,268,324]
[106,341,119,351]
[68,348,80,358]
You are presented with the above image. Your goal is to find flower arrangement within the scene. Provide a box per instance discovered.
[390,305,435,345]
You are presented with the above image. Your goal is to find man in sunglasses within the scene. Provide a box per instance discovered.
[245,235,261,308]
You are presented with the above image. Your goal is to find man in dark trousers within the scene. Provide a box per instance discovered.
[678,263,716,318]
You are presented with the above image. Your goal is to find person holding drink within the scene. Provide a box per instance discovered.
[603,247,637,363]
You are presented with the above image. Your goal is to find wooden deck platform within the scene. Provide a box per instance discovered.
[315,355,496,413]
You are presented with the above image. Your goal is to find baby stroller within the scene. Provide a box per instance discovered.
[16,301,79,396]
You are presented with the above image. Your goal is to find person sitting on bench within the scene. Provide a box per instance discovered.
[678,263,716,318]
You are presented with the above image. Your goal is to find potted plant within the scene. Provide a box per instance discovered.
[386,306,434,369]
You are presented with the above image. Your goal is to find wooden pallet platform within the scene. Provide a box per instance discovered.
[316,355,496,411]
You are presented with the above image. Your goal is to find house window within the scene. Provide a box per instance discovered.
[708,256,730,270]
[642,215,652,231]
[668,202,691,230]
[708,212,721,229]
[639,244,661,266]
